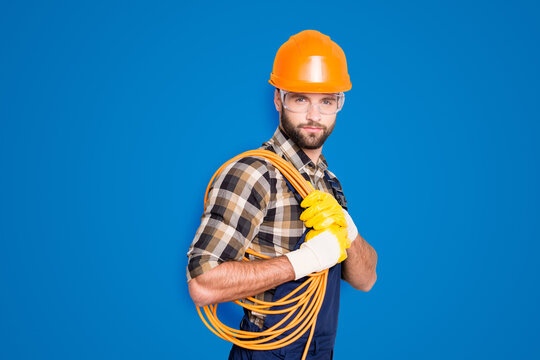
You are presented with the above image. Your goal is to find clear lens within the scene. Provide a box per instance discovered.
[281,90,344,115]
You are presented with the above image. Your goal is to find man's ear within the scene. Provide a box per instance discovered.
[274,88,282,112]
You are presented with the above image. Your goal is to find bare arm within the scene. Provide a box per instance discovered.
[188,256,295,307]
[342,234,377,291]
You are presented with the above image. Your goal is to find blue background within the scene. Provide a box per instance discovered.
[1,1,539,359]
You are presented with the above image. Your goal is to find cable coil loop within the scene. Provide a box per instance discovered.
[196,150,326,360]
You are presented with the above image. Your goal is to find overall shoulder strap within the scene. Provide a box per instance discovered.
[324,171,348,211]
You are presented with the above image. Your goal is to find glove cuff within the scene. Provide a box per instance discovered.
[284,230,341,280]
[284,247,318,280]
[343,210,359,242]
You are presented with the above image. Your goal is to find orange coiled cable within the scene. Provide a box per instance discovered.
[196,149,328,360]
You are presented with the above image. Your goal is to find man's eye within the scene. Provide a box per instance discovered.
[322,99,336,105]
[295,97,307,103]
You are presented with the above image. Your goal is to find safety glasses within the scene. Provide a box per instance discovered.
[280,90,345,115]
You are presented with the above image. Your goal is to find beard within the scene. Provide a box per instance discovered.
[280,111,336,149]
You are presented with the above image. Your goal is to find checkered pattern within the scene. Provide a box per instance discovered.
[187,127,347,327]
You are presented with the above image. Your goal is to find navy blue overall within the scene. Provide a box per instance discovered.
[229,171,347,360]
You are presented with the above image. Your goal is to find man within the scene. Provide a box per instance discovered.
[187,30,377,359]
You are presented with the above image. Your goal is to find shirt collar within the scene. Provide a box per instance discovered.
[266,127,328,172]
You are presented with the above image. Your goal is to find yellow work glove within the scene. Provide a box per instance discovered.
[305,225,350,263]
[300,190,347,230]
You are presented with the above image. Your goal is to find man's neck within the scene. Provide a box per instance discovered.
[302,147,322,165]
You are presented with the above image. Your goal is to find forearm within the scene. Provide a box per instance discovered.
[188,256,295,307]
[342,234,377,291]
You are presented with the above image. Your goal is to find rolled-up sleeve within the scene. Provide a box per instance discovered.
[186,157,272,281]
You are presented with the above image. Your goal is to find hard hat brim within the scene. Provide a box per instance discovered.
[269,76,352,93]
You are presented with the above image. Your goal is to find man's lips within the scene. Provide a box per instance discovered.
[301,126,323,133]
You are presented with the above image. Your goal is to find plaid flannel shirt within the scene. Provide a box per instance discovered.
[187,127,347,327]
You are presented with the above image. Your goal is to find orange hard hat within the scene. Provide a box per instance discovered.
[269,30,352,93]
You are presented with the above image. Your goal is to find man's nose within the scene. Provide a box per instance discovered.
[306,103,321,122]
